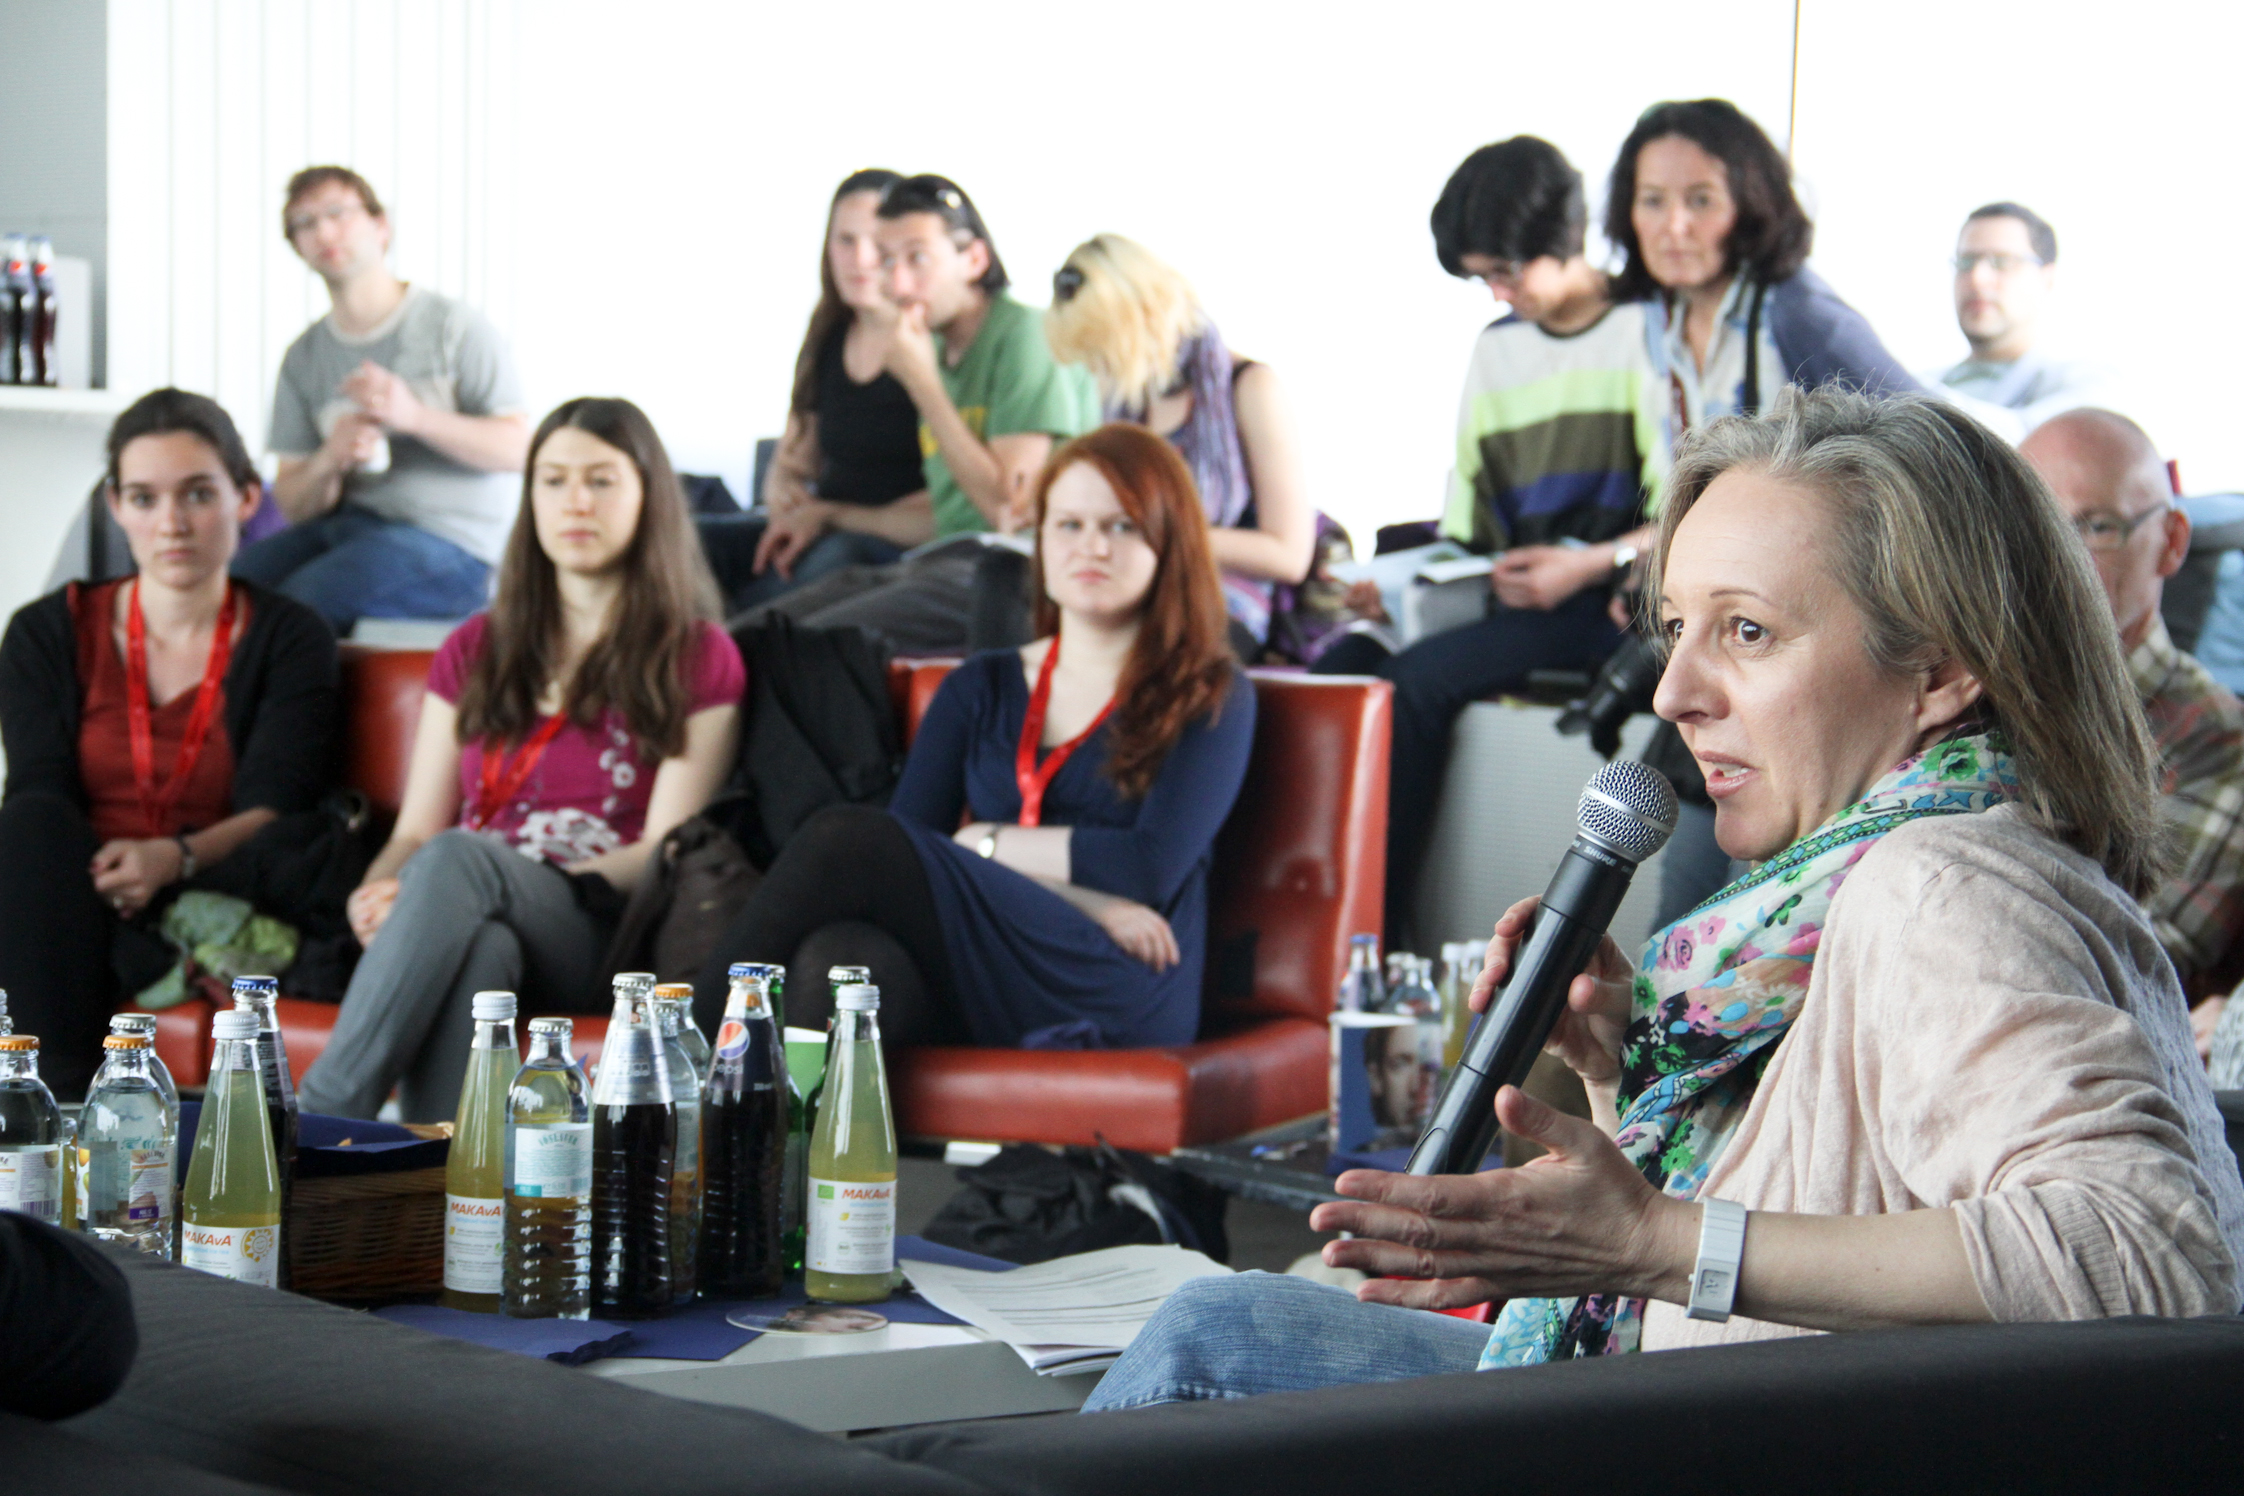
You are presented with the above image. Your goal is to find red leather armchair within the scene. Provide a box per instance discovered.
[148,651,1390,1157]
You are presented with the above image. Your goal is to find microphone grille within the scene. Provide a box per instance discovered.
[1577,760,1680,864]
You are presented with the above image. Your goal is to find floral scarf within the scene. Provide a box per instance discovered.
[1478,732,2020,1369]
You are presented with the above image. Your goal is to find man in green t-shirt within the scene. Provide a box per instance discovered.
[747,175,1097,651]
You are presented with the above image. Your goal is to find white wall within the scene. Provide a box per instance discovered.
[94,0,2244,604]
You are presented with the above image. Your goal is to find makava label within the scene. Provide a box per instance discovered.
[181,1221,280,1287]
[806,1176,895,1275]
[444,1194,506,1293]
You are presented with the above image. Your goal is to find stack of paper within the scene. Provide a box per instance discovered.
[902,1244,1234,1375]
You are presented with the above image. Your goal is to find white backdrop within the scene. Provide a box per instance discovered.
[101,0,2244,580]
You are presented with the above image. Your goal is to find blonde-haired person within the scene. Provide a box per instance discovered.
[1042,234,1314,655]
[1088,386,2242,1409]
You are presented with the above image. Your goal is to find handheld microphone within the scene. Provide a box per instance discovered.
[1406,760,1678,1177]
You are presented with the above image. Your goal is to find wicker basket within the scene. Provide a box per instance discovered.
[286,1121,451,1302]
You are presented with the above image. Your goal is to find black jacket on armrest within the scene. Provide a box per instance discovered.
[1,1213,138,1419]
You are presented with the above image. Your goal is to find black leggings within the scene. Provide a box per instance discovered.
[690,804,965,1047]
[0,794,128,1098]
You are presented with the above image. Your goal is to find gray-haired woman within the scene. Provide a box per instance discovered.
[1087,388,2244,1408]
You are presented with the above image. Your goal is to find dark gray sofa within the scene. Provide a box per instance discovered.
[44,1247,2244,1495]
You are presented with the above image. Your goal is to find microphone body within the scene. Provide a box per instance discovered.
[1406,762,1676,1177]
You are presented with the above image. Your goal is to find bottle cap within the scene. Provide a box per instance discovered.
[109,1012,155,1034]
[652,983,693,1001]
[836,983,881,1012]
[828,966,871,984]
[231,975,279,1000]
[103,1034,150,1050]
[612,972,655,1002]
[211,1010,261,1041]
[0,1035,37,1051]
[726,961,764,979]
[472,991,517,1022]
[528,1016,573,1038]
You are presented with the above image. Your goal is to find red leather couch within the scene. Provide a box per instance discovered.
[147,648,1391,1155]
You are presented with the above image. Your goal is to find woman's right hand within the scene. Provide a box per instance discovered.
[1092,896,1180,972]
[347,877,400,947]
[1471,895,1635,1092]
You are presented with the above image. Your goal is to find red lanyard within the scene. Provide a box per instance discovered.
[1015,635,1114,828]
[125,580,238,838]
[467,712,570,830]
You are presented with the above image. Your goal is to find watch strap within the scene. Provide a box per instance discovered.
[1685,1197,1748,1322]
[173,833,198,881]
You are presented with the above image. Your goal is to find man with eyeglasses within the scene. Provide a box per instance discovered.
[1931,203,2112,444]
[2020,409,2244,1047]
[233,166,529,630]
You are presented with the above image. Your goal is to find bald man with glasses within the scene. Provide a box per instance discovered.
[2021,409,2244,1050]
[1932,203,2116,444]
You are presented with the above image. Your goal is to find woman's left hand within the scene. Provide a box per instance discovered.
[1311,1086,1691,1310]
[90,837,185,920]
[1490,545,1608,612]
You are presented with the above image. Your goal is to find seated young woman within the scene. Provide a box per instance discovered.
[300,398,742,1123]
[0,389,338,1099]
[1086,388,2244,1410]
[690,423,1254,1050]
[697,167,934,613]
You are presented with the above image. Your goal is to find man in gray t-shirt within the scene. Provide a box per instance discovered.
[234,166,529,629]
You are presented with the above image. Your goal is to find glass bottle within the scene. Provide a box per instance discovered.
[653,982,711,1084]
[1437,942,1484,1074]
[180,1010,282,1286]
[648,987,701,1304]
[77,1034,177,1256]
[443,991,517,1313]
[1339,934,1385,1013]
[504,1017,592,1319]
[0,1036,64,1223]
[698,967,786,1299]
[0,985,12,1033]
[231,976,298,1287]
[590,981,675,1318]
[805,983,895,1304]
[109,1012,178,1106]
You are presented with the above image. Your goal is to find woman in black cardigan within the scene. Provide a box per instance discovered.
[0,389,338,1096]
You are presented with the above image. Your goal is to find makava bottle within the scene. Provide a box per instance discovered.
[443,991,517,1312]
[180,1009,282,1287]
[0,1035,64,1224]
[698,967,787,1299]
[805,982,895,1303]
[77,1034,177,1256]
[590,980,675,1318]
[648,983,702,1304]
[231,976,298,1286]
[505,1017,592,1319]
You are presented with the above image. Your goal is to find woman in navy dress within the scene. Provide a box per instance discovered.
[692,424,1254,1048]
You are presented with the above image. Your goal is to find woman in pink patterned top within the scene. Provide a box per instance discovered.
[301,398,743,1122]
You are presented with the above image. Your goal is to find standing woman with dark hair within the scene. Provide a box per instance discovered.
[0,389,339,1098]
[698,169,934,611]
[1608,98,1917,433]
[302,398,743,1122]
[692,423,1254,1052]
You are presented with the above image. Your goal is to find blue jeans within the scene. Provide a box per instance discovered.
[1082,1273,1492,1411]
[232,506,491,630]
[695,514,907,614]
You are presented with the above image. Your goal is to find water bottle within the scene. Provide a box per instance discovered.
[1339,933,1385,1013]
[805,983,896,1304]
[443,992,517,1313]
[0,986,12,1034]
[29,236,57,386]
[0,235,28,386]
[230,976,298,1287]
[698,966,787,1299]
[653,982,712,1083]
[648,985,701,1304]
[1436,942,1484,1073]
[0,1036,65,1223]
[504,1017,592,1319]
[76,1034,177,1256]
[180,1010,282,1286]
[109,1013,178,1107]
[590,980,675,1318]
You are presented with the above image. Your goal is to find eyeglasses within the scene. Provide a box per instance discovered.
[1053,265,1085,303]
[1953,251,2043,276]
[1470,261,1527,287]
[286,200,366,238]
[2073,506,2168,552]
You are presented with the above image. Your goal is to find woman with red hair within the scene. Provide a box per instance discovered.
[691,424,1254,1048]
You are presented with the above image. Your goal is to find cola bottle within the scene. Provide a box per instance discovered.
[698,966,786,1299]
[589,983,675,1318]
[29,237,57,386]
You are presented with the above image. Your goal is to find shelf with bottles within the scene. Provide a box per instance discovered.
[0,384,129,416]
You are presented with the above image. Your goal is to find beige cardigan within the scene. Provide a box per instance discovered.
[1640,803,2244,1352]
